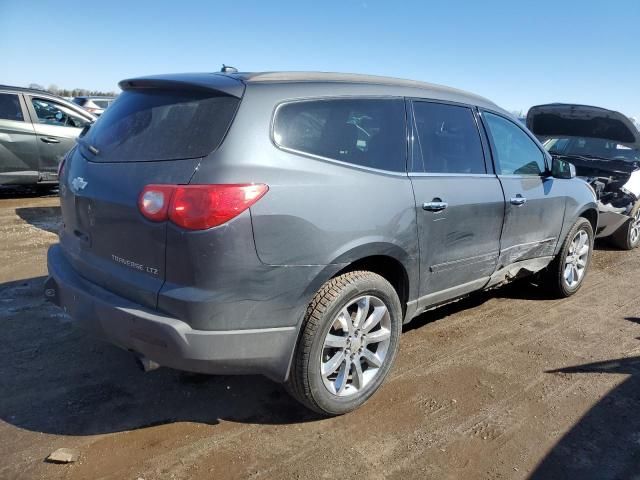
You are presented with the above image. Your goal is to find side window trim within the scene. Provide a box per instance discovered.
[271,96,408,175]
[472,108,495,175]
[408,97,488,175]
[408,99,423,173]
[17,94,33,123]
[479,108,549,176]
[402,97,410,175]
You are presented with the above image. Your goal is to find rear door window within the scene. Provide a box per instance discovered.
[0,93,24,122]
[484,112,546,175]
[273,98,406,172]
[82,89,239,162]
[411,101,486,174]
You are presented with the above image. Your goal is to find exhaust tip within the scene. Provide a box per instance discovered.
[135,354,160,372]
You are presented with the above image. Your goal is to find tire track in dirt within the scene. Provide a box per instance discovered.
[205,250,640,479]
[3,195,640,480]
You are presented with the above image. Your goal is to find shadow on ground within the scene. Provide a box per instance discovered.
[15,206,61,234]
[0,185,58,199]
[0,277,320,438]
[529,316,640,479]
[593,238,626,252]
[2,274,549,437]
[404,278,555,333]
[3,273,639,480]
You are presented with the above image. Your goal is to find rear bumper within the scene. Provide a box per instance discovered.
[45,244,297,381]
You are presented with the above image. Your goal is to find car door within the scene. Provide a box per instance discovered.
[26,95,92,181]
[481,111,566,266]
[409,100,505,307]
[0,91,40,185]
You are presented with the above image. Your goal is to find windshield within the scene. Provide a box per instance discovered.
[82,89,239,162]
[543,136,640,162]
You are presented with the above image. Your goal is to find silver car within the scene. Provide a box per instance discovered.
[72,96,115,116]
[0,86,95,187]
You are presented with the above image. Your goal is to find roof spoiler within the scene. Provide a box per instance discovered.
[118,73,245,98]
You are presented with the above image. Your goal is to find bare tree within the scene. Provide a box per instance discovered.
[26,83,118,97]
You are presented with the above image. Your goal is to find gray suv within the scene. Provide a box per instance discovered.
[45,72,598,414]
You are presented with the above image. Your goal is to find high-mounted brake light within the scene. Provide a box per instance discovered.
[138,184,269,230]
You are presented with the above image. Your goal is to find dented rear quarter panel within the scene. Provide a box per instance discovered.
[552,177,599,254]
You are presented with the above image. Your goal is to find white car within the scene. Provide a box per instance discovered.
[72,96,115,116]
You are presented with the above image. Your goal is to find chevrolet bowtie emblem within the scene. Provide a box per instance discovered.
[71,177,88,192]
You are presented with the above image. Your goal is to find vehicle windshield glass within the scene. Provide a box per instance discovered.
[544,136,640,162]
[82,89,239,162]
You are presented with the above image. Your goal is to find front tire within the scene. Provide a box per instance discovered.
[543,217,594,298]
[611,209,640,250]
[286,271,402,415]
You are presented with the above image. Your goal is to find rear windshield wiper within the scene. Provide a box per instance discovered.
[76,137,100,156]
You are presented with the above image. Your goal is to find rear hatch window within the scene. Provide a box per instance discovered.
[60,86,241,309]
[82,89,239,162]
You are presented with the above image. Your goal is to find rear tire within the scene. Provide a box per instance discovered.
[611,209,640,250]
[286,271,402,415]
[542,217,593,298]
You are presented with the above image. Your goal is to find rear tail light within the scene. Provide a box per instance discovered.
[138,184,269,230]
[138,185,175,222]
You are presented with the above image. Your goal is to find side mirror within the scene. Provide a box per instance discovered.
[551,157,576,179]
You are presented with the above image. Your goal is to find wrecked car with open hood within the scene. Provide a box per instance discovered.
[528,104,640,249]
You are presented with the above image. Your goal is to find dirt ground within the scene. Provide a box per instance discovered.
[1,189,639,480]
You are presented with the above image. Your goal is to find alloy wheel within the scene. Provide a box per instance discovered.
[320,295,392,397]
[629,210,640,246]
[564,229,589,288]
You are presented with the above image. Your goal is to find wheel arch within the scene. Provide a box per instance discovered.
[331,255,410,317]
[305,242,416,313]
[554,200,598,257]
[284,247,416,382]
[578,207,598,234]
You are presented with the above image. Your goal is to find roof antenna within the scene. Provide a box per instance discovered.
[220,64,238,73]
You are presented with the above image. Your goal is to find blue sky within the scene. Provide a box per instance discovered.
[2,0,639,118]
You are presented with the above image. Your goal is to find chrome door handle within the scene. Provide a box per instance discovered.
[41,137,60,144]
[423,200,448,212]
[510,195,527,206]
